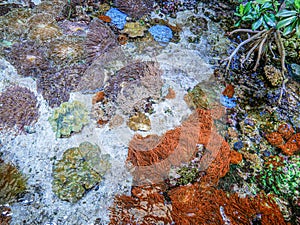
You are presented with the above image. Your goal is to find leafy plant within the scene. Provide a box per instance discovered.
[234,0,300,34]
[226,0,300,69]
[223,0,300,104]
[276,0,300,36]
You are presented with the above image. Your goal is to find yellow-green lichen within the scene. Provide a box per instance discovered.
[48,101,89,138]
[52,142,111,203]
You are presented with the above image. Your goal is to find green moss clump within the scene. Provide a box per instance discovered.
[0,159,27,205]
[258,156,300,199]
[48,101,89,138]
[52,142,111,203]
[177,167,199,186]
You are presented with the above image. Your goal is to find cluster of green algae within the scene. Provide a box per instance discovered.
[256,156,300,200]
[48,101,89,138]
[52,142,111,203]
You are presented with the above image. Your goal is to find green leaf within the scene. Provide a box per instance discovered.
[239,4,245,15]
[283,24,295,36]
[296,21,300,37]
[252,16,264,30]
[244,2,252,14]
[263,14,276,27]
[261,2,273,10]
[276,9,297,17]
[243,14,256,21]
[255,0,271,4]
[277,16,297,29]
[295,0,300,9]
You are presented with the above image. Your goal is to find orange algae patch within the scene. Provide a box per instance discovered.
[222,84,235,98]
[98,15,111,23]
[279,133,300,155]
[265,132,284,146]
[169,184,287,225]
[266,124,300,155]
[92,91,105,104]
[109,107,286,225]
[127,108,240,186]
[109,185,172,225]
[165,88,176,99]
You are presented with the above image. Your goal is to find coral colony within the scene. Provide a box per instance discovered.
[0,0,299,224]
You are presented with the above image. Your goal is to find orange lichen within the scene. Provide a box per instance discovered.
[277,123,294,140]
[165,88,176,99]
[265,132,284,146]
[109,185,172,225]
[279,133,300,155]
[92,91,105,104]
[222,84,235,98]
[98,15,111,23]
[127,108,239,186]
[110,107,286,225]
[229,150,243,164]
[266,125,299,155]
[169,184,286,225]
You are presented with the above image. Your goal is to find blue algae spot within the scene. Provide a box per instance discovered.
[149,25,173,44]
[220,95,236,108]
[233,141,244,150]
[106,8,127,30]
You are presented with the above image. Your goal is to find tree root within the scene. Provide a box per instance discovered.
[223,28,289,105]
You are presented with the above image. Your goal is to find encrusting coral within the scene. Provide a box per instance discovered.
[46,37,85,65]
[85,18,118,63]
[27,13,62,42]
[127,112,151,131]
[265,123,300,155]
[121,22,148,38]
[52,142,111,203]
[37,64,85,108]
[48,101,89,138]
[113,0,154,19]
[126,108,242,186]
[5,41,49,78]
[0,85,39,133]
[92,61,163,124]
[0,158,27,205]
[169,183,287,225]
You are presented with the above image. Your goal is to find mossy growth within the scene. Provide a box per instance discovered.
[176,167,199,186]
[184,83,209,110]
[48,101,89,138]
[0,158,27,205]
[52,142,111,203]
[257,156,300,200]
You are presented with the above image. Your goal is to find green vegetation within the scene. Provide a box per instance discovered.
[256,156,300,199]
[235,0,300,36]
[224,0,300,73]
